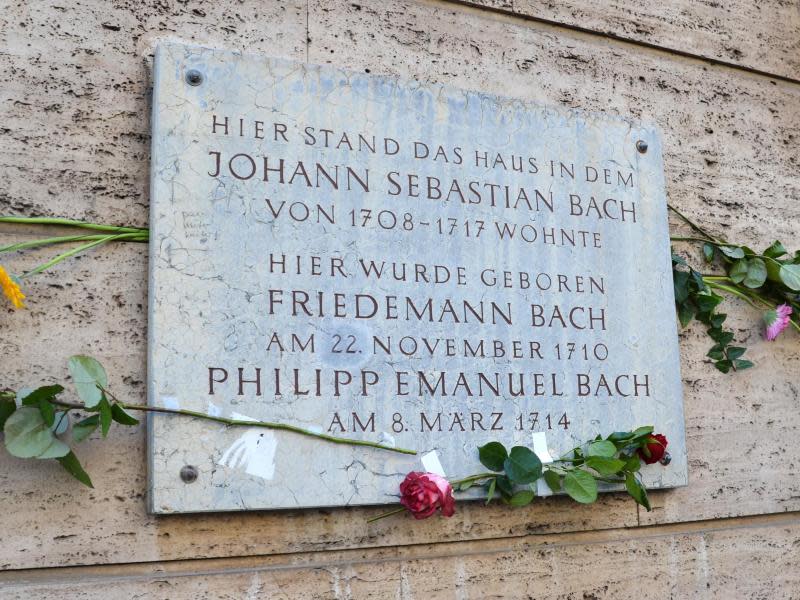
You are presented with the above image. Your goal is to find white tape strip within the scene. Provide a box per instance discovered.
[378,431,396,448]
[532,432,555,497]
[161,395,180,410]
[421,450,446,477]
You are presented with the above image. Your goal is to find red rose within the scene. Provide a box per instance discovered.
[638,433,668,464]
[399,471,456,519]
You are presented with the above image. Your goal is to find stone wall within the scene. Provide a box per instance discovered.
[1,0,798,597]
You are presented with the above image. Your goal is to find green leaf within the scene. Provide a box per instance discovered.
[726,346,747,360]
[708,328,734,345]
[625,472,651,511]
[586,456,626,476]
[743,258,767,288]
[4,406,70,459]
[714,360,733,374]
[68,355,108,409]
[20,385,64,406]
[543,469,562,493]
[98,397,112,437]
[696,292,722,313]
[763,240,787,259]
[38,398,56,427]
[631,426,654,438]
[702,243,715,262]
[485,477,497,505]
[72,415,99,443]
[52,411,70,435]
[677,301,695,327]
[478,441,508,472]
[673,271,690,303]
[624,454,641,472]
[733,359,754,371]
[503,446,543,484]
[57,451,93,488]
[779,264,800,291]
[671,253,687,266]
[729,259,748,284]
[495,475,513,498]
[689,270,706,291]
[710,313,726,328]
[719,246,745,259]
[509,490,535,507]
[0,398,16,430]
[563,470,598,504]
[110,404,139,426]
[706,343,725,361]
[587,440,617,458]
[15,388,34,403]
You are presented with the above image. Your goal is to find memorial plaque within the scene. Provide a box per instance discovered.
[148,42,687,513]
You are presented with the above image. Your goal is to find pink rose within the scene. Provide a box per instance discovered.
[399,471,456,519]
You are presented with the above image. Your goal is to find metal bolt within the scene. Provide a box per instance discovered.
[659,451,672,466]
[636,139,648,154]
[185,69,204,86]
[180,465,199,483]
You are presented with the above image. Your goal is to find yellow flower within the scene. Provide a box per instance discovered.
[0,265,25,309]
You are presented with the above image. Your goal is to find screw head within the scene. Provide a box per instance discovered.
[659,451,672,466]
[180,465,199,483]
[185,69,204,86]
[636,139,648,154]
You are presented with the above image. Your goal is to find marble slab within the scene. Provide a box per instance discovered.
[147,41,686,513]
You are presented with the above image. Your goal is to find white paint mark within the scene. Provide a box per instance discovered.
[330,566,343,600]
[454,556,469,600]
[160,395,180,410]
[379,431,396,448]
[206,402,222,417]
[399,563,415,600]
[532,431,555,497]
[696,534,710,593]
[244,573,263,599]
[421,450,446,477]
[218,412,277,480]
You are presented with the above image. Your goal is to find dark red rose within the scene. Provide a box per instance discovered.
[637,433,668,464]
[399,471,456,519]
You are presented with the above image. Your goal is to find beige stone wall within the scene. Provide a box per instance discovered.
[1,0,798,597]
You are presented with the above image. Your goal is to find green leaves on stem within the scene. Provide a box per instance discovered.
[68,355,108,409]
[503,446,542,484]
[2,357,140,488]
[473,428,659,511]
[671,206,799,373]
[563,470,597,504]
[476,442,540,507]
[3,356,419,490]
[672,254,754,374]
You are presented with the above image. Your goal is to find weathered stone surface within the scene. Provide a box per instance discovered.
[0,0,307,226]
[0,0,798,591]
[2,515,799,598]
[458,0,800,81]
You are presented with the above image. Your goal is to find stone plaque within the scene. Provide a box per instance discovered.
[148,42,687,513]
